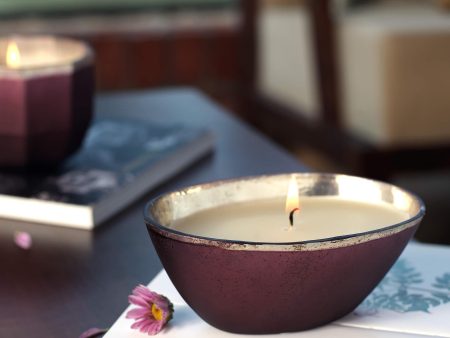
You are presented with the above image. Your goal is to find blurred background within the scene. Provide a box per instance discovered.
[1,0,449,244]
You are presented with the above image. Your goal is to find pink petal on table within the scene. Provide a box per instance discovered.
[79,327,108,338]
[14,231,32,250]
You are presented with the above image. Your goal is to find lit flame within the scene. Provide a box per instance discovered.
[285,175,300,213]
[6,41,21,68]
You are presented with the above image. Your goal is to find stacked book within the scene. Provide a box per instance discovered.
[0,117,214,229]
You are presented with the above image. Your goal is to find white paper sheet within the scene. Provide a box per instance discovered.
[337,242,450,337]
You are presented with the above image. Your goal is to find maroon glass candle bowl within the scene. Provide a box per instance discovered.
[0,35,94,168]
[144,173,425,334]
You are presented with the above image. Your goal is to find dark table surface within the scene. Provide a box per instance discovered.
[0,88,306,338]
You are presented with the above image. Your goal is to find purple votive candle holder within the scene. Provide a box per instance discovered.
[0,35,94,168]
[144,173,425,334]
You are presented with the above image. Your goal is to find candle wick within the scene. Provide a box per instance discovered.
[289,208,299,227]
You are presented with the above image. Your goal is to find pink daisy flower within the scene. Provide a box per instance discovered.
[126,285,174,335]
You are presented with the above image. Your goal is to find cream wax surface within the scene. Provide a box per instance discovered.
[171,197,410,242]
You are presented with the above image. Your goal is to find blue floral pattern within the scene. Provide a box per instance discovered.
[359,260,450,314]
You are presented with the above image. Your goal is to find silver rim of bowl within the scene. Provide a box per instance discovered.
[144,173,426,251]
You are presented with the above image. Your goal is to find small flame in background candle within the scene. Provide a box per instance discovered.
[285,175,300,213]
[6,41,21,68]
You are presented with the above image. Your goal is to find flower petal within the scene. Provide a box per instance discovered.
[139,322,153,334]
[133,285,152,297]
[79,327,108,338]
[126,308,149,319]
[134,285,158,303]
[131,317,152,330]
[143,321,162,335]
[128,295,149,307]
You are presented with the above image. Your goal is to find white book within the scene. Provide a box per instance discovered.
[105,242,449,338]
[0,117,214,229]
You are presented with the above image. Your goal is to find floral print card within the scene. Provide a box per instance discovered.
[337,242,450,337]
